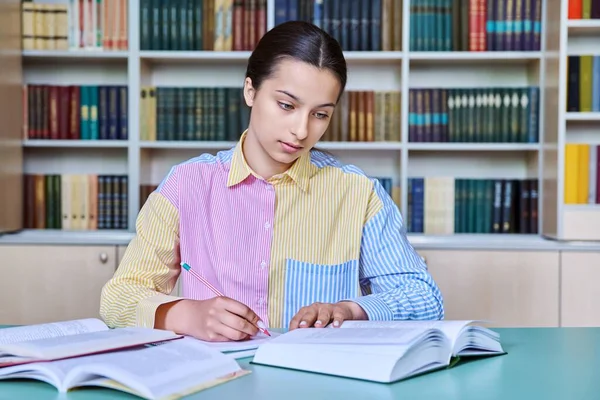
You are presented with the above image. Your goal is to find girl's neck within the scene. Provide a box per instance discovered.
[242,130,292,179]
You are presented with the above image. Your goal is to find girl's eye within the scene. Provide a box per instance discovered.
[278,102,293,110]
[314,112,329,120]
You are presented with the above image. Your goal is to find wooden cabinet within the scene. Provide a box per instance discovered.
[560,252,600,327]
[419,249,560,327]
[5,243,595,328]
[0,245,118,325]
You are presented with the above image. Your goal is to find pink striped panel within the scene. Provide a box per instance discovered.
[158,151,275,326]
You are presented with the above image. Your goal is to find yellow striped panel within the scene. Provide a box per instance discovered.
[99,192,183,328]
[267,165,378,328]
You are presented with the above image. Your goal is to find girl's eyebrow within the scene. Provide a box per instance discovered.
[276,90,335,108]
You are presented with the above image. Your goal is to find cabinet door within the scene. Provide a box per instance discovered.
[560,252,600,327]
[0,245,118,325]
[420,249,560,327]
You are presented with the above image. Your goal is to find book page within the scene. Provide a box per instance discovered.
[196,331,281,353]
[271,327,431,345]
[0,319,108,346]
[60,337,244,399]
[0,327,180,360]
[339,320,474,346]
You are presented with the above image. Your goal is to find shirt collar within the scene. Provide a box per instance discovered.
[226,131,316,192]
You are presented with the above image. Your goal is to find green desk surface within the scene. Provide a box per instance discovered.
[0,327,598,400]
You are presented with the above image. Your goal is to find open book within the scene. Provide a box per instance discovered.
[252,320,505,383]
[0,337,249,400]
[0,318,182,367]
[197,331,282,359]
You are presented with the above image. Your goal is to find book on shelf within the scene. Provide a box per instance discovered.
[21,0,128,51]
[322,90,401,142]
[0,335,248,400]
[409,87,539,143]
[567,56,600,113]
[275,0,399,51]
[252,320,505,383]
[139,87,402,143]
[407,177,538,235]
[23,84,128,141]
[139,0,267,51]
[408,0,542,52]
[564,143,600,205]
[139,86,248,142]
[568,0,600,19]
[23,174,128,231]
[0,318,181,367]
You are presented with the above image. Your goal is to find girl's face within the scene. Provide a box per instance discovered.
[243,58,341,171]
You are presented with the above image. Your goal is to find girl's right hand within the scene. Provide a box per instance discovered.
[167,297,261,342]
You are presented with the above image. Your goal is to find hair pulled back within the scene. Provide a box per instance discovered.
[245,21,347,101]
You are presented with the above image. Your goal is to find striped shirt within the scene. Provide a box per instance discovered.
[100,132,444,329]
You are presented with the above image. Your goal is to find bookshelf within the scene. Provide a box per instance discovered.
[542,0,600,241]
[15,0,556,243]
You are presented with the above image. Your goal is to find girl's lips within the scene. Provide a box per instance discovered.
[280,141,303,153]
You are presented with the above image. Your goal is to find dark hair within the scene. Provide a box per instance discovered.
[245,21,347,101]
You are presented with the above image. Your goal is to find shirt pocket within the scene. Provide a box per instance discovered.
[282,259,360,327]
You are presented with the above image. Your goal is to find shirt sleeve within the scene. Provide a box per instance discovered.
[99,170,183,329]
[348,178,445,321]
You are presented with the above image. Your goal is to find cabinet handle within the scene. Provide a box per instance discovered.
[99,253,109,264]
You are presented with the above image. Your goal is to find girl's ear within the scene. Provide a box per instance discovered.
[243,77,255,107]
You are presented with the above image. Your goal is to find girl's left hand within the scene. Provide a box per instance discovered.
[288,301,367,330]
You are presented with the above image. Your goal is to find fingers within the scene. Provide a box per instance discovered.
[201,330,231,342]
[220,311,259,337]
[288,311,303,331]
[289,305,313,330]
[288,303,354,331]
[289,303,330,330]
[331,306,348,328]
[217,296,260,326]
[215,323,252,341]
[314,306,331,328]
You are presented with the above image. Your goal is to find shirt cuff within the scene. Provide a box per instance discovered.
[136,293,184,328]
[347,294,395,321]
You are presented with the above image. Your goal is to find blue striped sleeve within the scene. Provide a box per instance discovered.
[349,179,444,321]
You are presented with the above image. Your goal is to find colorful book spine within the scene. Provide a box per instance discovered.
[22,85,128,140]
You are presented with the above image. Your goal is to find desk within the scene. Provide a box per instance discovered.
[0,327,598,400]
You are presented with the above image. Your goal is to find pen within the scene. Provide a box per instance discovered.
[180,262,271,337]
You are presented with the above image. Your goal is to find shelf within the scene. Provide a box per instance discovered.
[140,141,404,151]
[563,204,600,210]
[318,142,403,150]
[23,140,129,148]
[566,112,600,121]
[140,141,237,149]
[408,143,540,151]
[138,50,403,64]
[140,51,252,64]
[22,50,129,63]
[2,229,598,251]
[567,19,600,35]
[409,51,542,64]
[0,229,134,245]
[343,51,403,63]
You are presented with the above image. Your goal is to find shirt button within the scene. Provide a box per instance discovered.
[266,185,273,191]
[260,261,267,269]
[264,222,271,229]
[257,298,264,305]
